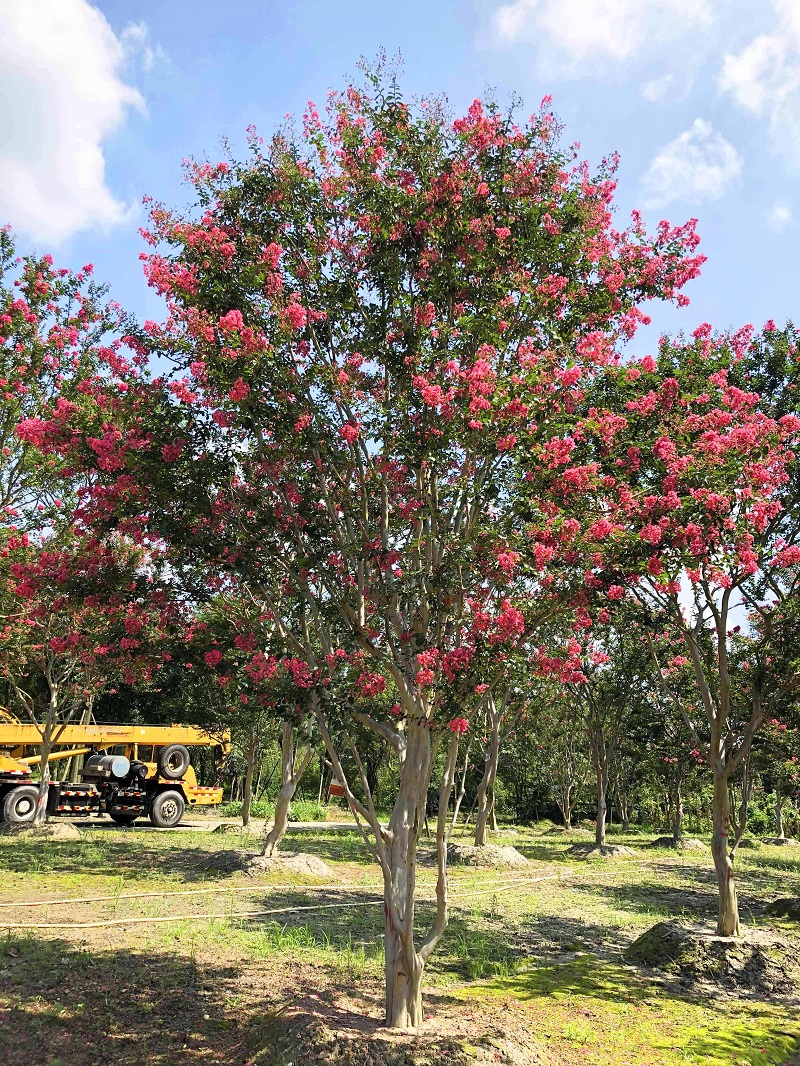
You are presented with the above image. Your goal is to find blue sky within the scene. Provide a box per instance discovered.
[1,0,798,354]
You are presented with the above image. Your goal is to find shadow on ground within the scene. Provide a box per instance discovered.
[0,835,253,883]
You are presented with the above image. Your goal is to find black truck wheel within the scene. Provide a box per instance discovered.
[3,785,39,825]
[149,790,185,828]
[156,744,190,781]
[109,812,138,826]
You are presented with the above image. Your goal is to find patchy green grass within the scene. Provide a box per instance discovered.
[1,821,800,1064]
[465,956,800,1066]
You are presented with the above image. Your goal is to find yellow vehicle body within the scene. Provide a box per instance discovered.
[0,723,230,808]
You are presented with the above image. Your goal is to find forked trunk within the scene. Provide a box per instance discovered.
[262,721,312,857]
[620,791,630,832]
[474,701,500,847]
[315,704,458,1031]
[711,770,740,936]
[450,739,471,832]
[383,722,431,1027]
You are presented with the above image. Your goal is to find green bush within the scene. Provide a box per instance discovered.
[217,800,275,819]
[290,800,329,822]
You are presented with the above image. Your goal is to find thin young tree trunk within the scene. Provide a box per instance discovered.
[262,721,312,856]
[29,678,61,825]
[474,698,501,847]
[560,784,573,829]
[620,791,630,831]
[775,790,786,839]
[595,762,607,847]
[731,758,753,855]
[450,738,472,833]
[253,758,264,805]
[241,728,257,827]
[672,781,684,843]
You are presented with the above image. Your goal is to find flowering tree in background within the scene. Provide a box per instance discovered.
[187,599,317,845]
[96,67,704,1025]
[553,324,800,935]
[0,533,179,821]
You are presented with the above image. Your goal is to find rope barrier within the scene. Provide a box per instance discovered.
[0,872,565,931]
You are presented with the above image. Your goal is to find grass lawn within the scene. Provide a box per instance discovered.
[0,821,799,1065]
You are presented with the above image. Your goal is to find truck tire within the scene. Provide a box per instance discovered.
[3,785,39,825]
[109,812,138,826]
[149,790,185,828]
[157,744,190,781]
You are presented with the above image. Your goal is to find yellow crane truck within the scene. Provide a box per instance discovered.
[0,719,229,828]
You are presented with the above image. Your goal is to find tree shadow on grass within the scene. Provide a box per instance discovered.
[280,827,377,865]
[0,835,252,884]
[569,871,720,925]
[0,934,255,1066]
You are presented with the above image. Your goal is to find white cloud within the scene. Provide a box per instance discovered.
[765,200,794,231]
[641,119,742,209]
[0,0,148,245]
[718,0,800,161]
[491,0,715,68]
[641,73,693,104]
[121,21,167,75]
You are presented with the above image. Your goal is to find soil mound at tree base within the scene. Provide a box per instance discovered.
[567,843,637,859]
[273,1009,561,1065]
[202,849,336,879]
[765,837,799,847]
[0,821,81,841]
[625,920,800,995]
[545,826,592,837]
[766,898,800,918]
[648,836,709,852]
[448,844,529,868]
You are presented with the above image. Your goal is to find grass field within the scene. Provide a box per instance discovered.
[1,821,799,1065]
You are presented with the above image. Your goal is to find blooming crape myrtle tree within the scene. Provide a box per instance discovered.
[548,323,800,935]
[0,532,180,821]
[0,229,138,528]
[121,71,704,1026]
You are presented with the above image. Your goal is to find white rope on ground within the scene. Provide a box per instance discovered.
[0,870,565,910]
[0,872,568,930]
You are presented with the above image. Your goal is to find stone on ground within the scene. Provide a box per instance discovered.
[625,920,800,994]
[736,837,762,850]
[765,837,798,847]
[448,843,529,868]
